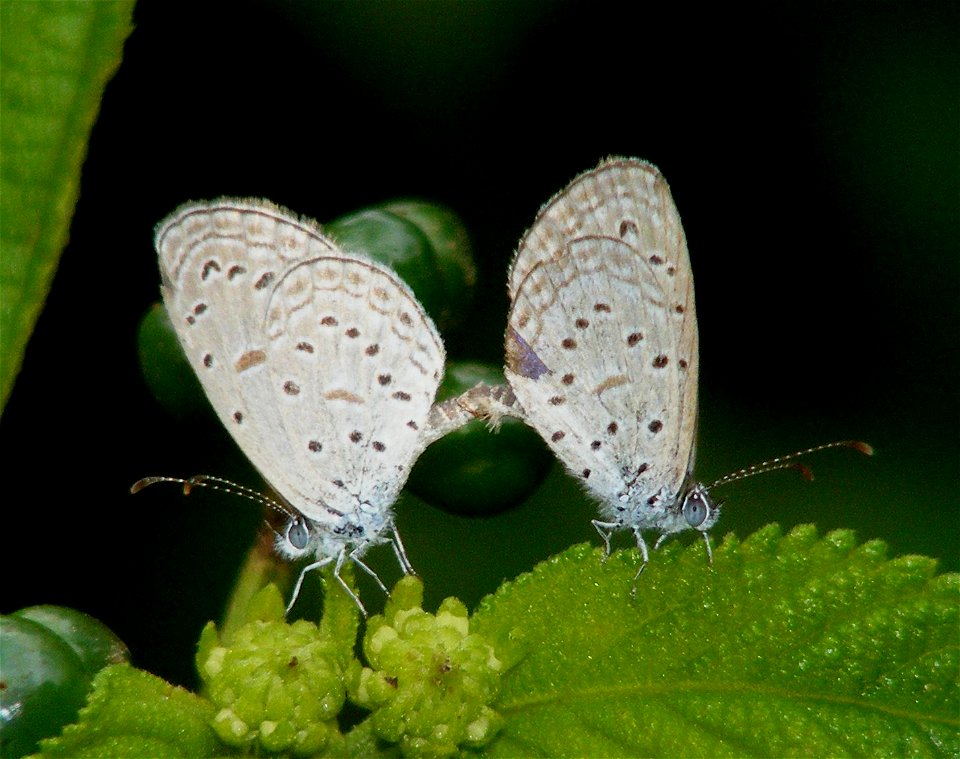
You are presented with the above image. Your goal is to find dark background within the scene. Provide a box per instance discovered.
[3,1,956,688]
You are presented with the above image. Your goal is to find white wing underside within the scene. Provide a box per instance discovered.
[156,200,445,527]
[506,159,699,518]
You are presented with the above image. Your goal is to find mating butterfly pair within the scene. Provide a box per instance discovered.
[135,158,869,613]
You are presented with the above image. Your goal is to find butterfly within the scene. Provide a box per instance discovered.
[496,158,870,588]
[135,199,475,613]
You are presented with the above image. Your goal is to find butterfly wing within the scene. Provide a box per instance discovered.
[156,199,445,523]
[505,158,698,518]
[261,252,445,516]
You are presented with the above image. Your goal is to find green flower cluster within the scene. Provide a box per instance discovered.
[195,589,346,757]
[348,576,505,757]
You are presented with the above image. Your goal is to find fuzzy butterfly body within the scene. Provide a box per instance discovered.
[155,199,447,606]
[505,158,719,568]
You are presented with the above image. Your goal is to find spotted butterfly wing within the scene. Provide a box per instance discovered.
[505,158,710,551]
[156,199,445,569]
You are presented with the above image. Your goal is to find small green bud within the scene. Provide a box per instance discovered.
[197,592,346,757]
[348,576,508,757]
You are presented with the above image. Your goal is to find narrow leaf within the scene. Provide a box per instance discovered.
[0,1,134,411]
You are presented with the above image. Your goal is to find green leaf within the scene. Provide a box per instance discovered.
[472,525,959,758]
[0,1,134,412]
[33,664,220,758]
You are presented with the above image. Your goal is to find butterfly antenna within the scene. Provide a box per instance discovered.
[131,474,295,526]
[708,440,873,490]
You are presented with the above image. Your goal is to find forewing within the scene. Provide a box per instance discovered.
[505,159,698,510]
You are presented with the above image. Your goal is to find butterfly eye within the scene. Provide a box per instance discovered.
[683,492,707,527]
[286,518,310,550]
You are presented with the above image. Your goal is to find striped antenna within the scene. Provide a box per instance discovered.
[708,440,874,490]
[130,475,299,535]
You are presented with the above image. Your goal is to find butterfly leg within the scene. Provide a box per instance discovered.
[390,526,416,576]
[591,519,618,560]
[286,556,334,615]
[348,549,389,599]
[329,548,380,616]
[629,530,652,599]
[652,530,713,566]
[701,531,714,566]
